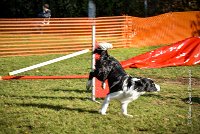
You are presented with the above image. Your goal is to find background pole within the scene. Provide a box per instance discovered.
[144,0,148,17]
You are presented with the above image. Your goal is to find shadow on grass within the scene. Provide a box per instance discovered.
[182,97,200,104]
[1,94,91,101]
[9,102,99,114]
[142,94,176,100]
[50,88,89,93]
[29,95,91,101]
[142,94,163,98]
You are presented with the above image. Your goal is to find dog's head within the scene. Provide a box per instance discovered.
[134,78,160,92]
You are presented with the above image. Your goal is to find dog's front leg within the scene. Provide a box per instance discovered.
[86,80,92,90]
[102,82,106,89]
[121,102,133,118]
[99,95,110,115]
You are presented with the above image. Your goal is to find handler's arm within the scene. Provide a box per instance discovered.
[88,71,95,80]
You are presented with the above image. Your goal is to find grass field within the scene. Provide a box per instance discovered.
[0,46,200,134]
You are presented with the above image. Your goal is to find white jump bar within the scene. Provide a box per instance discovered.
[9,49,89,76]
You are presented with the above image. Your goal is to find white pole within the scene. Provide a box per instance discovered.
[9,49,89,76]
[88,0,96,101]
[92,24,96,101]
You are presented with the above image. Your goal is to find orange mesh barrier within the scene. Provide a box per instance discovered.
[130,11,200,47]
[0,11,199,57]
[0,16,131,57]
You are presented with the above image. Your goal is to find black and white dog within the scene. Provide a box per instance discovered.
[86,42,160,117]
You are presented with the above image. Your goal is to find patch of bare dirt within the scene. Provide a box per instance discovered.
[155,77,200,87]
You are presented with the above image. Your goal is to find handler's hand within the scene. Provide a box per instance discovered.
[102,82,106,89]
[86,80,92,90]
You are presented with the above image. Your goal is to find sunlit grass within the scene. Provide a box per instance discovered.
[0,46,200,134]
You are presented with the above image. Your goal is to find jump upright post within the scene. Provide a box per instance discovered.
[88,0,96,101]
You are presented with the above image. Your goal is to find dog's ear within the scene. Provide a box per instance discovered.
[141,78,158,92]
[134,79,147,92]
[134,79,143,87]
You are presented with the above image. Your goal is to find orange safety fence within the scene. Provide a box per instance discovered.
[130,11,200,47]
[0,11,199,57]
[0,16,131,57]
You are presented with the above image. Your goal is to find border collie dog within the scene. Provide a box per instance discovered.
[86,42,160,117]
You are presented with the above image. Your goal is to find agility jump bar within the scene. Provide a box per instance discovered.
[0,75,88,80]
[8,49,89,76]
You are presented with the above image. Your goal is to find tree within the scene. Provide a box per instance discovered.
[0,0,199,18]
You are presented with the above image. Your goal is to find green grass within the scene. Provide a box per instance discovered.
[0,46,200,134]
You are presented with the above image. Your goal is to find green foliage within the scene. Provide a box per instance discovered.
[0,0,199,18]
[0,46,200,133]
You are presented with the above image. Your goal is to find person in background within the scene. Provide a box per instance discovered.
[38,4,51,24]
[38,4,51,18]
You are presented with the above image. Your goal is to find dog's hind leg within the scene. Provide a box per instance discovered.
[100,91,123,115]
[121,102,133,118]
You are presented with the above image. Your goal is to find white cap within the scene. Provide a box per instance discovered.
[98,42,113,50]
